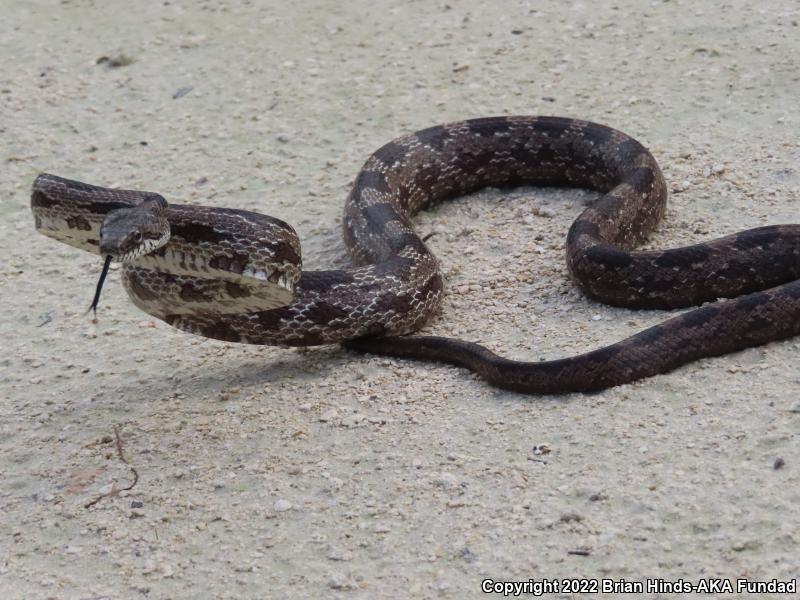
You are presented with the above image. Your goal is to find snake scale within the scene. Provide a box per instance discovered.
[31,116,800,393]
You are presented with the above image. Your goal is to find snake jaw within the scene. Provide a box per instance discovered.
[103,229,171,263]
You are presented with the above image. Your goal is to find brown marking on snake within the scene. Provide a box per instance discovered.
[179,282,215,303]
[31,190,57,209]
[225,281,251,298]
[66,215,92,231]
[208,252,251,274]
[263,241,300,266]
[170,221,226,244]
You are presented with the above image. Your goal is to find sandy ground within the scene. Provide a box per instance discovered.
[2,0,799,598]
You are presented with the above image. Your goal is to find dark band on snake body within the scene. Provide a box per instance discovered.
[30,116,800,394]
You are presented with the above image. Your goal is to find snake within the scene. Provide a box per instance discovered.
[30,116,800,394]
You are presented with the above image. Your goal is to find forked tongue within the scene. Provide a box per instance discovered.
[87,255,113,318]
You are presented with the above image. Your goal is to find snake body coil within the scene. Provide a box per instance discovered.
[31,116,800,393]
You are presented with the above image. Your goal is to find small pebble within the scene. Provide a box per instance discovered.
[341,413,365,427]
[538,207,556,218]
[328,572,358,590]
[328,549,354,562]
[273,499,292,512]
[96,54,134,67]
[435,472,460,488]
[172,86,193,99]
[319,408,338,422]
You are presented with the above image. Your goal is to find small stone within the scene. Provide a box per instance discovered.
[341,413,365,427]
[319,408,338,422]
[274,499,292,512]
[328,548,354,562]
[560,512,583,523]
[774,457,785,470]
[96,54,135,67]
[458,546,477,562]
[172,86,193,99]
[731,540,761,552]
[673,179,692,193]
[328,572,358,590]
[538,207,556,218]
[435,472,460,489]
[532,444,551,456]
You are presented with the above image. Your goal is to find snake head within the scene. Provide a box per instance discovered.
[99,194,170,261]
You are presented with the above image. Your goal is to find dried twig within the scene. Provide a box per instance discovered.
[421,231,438,242]
[84,425,139,508]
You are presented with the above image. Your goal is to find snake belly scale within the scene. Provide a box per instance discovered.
[31,116,800,393]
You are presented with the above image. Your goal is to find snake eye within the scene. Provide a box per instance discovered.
[134,231,143,243]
